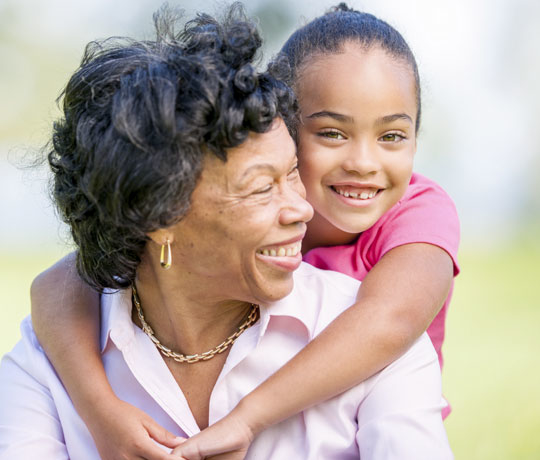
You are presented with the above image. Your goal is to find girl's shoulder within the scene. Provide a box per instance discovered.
[356,172,460,270]
[404,172,456,204]
[381,172,458,228]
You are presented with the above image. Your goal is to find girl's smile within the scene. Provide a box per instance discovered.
[296,42,418,249]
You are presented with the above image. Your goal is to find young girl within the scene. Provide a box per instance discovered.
[31,4,459,459]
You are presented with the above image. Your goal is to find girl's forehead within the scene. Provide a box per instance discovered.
[301,41,409,72]
[296,43,417,126]
[299,44,415,94]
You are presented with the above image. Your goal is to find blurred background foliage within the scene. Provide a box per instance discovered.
[1,0,539,458]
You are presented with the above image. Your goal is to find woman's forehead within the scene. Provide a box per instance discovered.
[202,120,296,184]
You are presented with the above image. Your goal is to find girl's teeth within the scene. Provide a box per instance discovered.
[335,187,378,200]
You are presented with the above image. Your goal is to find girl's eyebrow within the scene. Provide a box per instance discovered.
[375,113,413,125]
[305,111,354,123]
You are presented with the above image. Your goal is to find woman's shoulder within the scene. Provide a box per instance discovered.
[0,316,51,385]
[294,262,360,295]
[289,263,360,333]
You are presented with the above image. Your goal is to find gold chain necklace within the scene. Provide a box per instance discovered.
[131,285,259,364]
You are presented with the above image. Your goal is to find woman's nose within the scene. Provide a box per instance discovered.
[279,179,314,226]
[341,141,380,176]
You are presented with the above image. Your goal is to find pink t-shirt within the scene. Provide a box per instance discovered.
[304,172,460,415]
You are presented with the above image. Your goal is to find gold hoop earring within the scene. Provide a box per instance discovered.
[160,239,172,270]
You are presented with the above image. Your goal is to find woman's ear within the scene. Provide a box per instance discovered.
[147,228,174,246]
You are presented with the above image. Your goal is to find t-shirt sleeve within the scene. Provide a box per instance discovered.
[360,174,460,275]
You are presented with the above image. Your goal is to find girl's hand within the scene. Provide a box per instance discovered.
[171,410,254,460]
[87,397,184,460]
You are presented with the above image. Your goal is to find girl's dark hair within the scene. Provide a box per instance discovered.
[48,3,296,291]
[280,3,421,132]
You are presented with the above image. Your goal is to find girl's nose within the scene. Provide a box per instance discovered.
[341,141,380,176]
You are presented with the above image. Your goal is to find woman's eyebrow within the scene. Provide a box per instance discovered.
[238,163,276,182]
[305,111,354,123]
[375,113,413,125]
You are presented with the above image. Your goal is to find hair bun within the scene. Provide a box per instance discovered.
[223,22,261,68]
[233,64,257,93]
[184,21,223,54]
[333,2,354,12]
[267,53,292,82]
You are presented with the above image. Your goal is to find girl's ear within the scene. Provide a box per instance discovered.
[147,228,174,246]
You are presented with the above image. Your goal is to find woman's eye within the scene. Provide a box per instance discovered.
[318,130,345,140]
[255,184,272,194]
[288,164,300,178]
[380,133,406,142]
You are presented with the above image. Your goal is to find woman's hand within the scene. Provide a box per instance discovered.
[171,410,254,460]
[87,397,184,460]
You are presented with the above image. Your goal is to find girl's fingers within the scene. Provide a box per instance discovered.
[170,442,206,459]
[144,418,186,449]
[131,432,185,460]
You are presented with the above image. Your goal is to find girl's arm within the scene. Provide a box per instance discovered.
[30,253,182,460]
[171,242,453,459]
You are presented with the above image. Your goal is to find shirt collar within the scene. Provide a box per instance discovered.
[100,287,134,353]
[257,263,319,340]
[100,262,319,352]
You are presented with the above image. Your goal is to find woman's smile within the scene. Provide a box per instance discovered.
[169,119,313,304]
[256,236,304,271]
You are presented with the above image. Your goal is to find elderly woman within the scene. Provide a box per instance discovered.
[0,7,452,460]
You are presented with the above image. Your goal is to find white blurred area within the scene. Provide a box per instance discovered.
[1,0,539,251]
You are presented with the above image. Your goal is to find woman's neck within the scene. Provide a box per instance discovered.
[302,211,359,255]
[134,254,253,357]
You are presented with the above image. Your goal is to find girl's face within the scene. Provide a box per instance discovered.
[296,42,417,243]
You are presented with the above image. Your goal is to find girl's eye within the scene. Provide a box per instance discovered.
[318,129,345,140]
[379,132,406,142]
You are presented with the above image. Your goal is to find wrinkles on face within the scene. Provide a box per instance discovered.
[167,119,312,305]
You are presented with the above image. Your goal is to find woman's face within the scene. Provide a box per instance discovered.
[295,43,417,239]
[170,119,313,304]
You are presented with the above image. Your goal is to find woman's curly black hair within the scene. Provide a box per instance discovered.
[48,3,296,292]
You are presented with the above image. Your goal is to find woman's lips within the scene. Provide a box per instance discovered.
[256,240,303,271]
[257,240,302,257]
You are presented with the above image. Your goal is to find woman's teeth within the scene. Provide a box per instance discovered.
[257,241,302,257]
[333,187,377,200]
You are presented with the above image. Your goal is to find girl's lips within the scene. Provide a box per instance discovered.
[255,251,303,272]
[330,186,381,207]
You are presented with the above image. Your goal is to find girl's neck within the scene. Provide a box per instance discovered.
[302,211,359,255]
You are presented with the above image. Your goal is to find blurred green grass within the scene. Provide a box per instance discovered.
[1,242,539,459]
[443,241,540,459]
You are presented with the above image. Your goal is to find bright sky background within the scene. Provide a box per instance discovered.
[1,0,539,251]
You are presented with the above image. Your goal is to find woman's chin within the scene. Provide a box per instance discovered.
[250,256,299,302]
